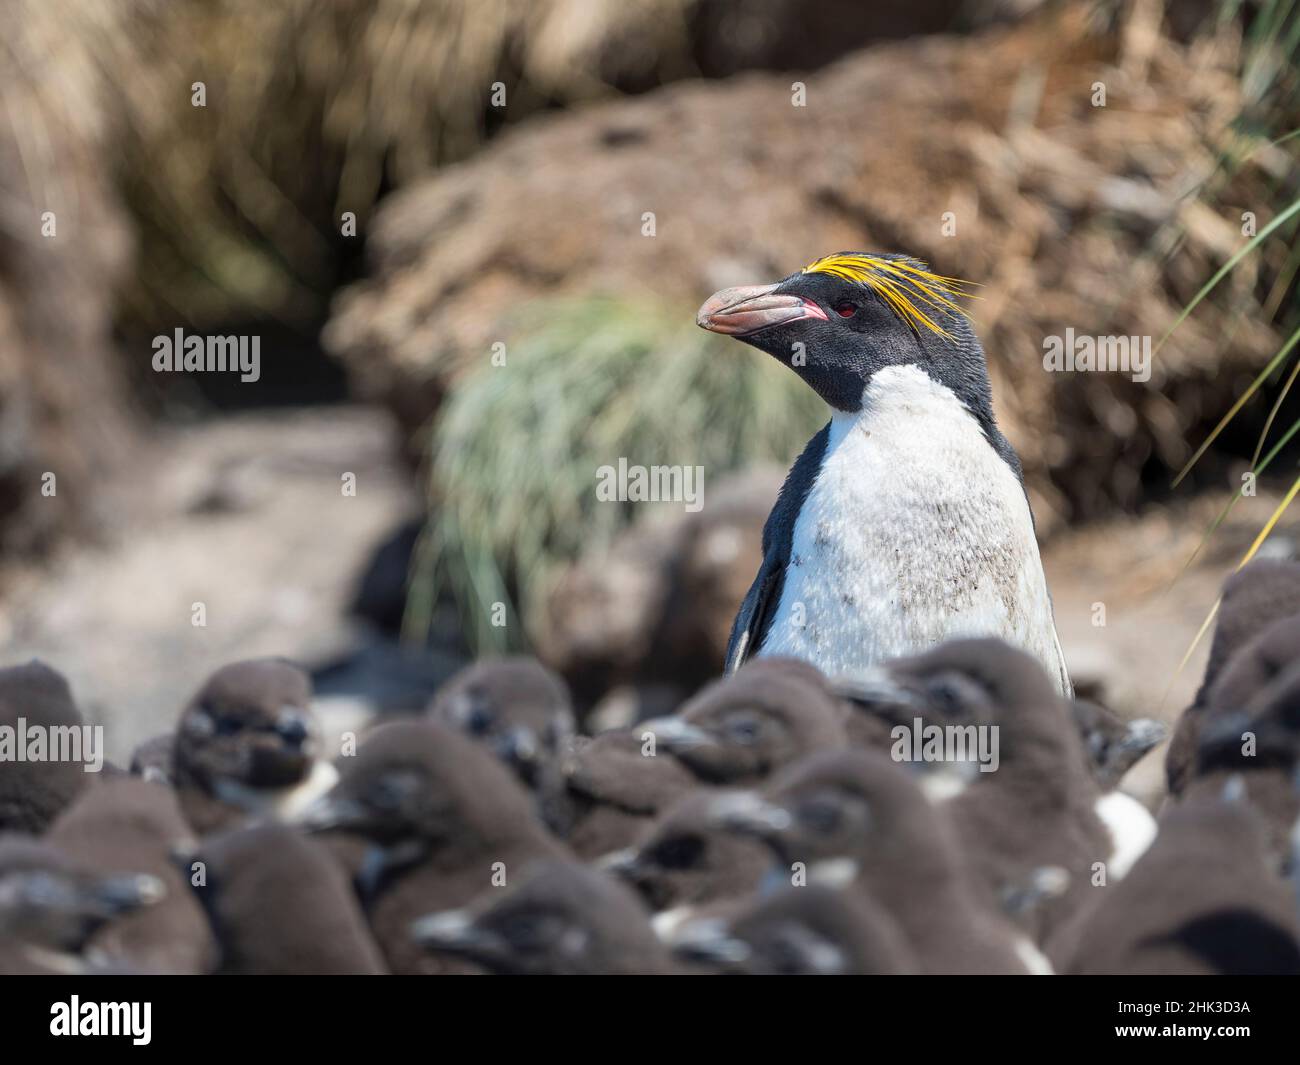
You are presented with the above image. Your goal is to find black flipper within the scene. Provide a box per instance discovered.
[725,422,832,672]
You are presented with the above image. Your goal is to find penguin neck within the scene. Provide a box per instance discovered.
[832,364,1022,485]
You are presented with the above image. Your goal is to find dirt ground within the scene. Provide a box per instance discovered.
[0,407,423,762]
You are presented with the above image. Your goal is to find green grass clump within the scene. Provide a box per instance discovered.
[405,296,825,653]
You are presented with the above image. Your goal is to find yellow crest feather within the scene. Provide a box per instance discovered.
[801,253,976,340]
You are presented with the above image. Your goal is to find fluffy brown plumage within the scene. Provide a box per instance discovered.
[1052,793,1300,975]
[0,661,92,834]
[190,823,386,974]
[562,728,698,860]
[171,658,334,834]
[642,656,848,786]
[427,656,575,832]
[709,748,1034,974]
[412,859,676,975]
[300,720,567,974]
[48,778,215,973]
[1166,559,1300,794]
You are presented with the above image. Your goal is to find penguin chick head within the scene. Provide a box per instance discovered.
[0,836,164,954]
[563,728,697,822]
[0,660,89,833]
[672,885,915,975]
[410,860,670,975]
[174,658,317,791]
[646,660,846,785]
[709,749,940,882]
[1206,613,1300,712]
[1200,560,1300,697]
[300,721,542,853]
[697,251,984,414]
[605,792,768,911]
[1070,700,1166,789]
[839,638,1068,768]
[129,733,176,786]
[1196,661,1300,777]
[427,657,575,789]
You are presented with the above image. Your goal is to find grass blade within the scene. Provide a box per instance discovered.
[1156,195,1300,354]
[1172,322,1300,486]
[1236,467,1300,570]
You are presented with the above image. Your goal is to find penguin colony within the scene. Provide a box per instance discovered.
[3,251,1299,974]
[1,565,1298,975]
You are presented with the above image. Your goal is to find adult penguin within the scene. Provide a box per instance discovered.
[698,252,1070,695]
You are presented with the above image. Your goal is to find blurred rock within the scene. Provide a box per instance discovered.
[0,0,1070,557]
[327,4,1282,531]
[0,0,146,554]
[536,466,781,712]
[689,0,1043,76]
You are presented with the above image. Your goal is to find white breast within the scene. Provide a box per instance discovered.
[1094,791,1157,880]
[215,759,340,820]
[758,364,1070,693]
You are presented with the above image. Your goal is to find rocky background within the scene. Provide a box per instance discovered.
[0,0,1297,806]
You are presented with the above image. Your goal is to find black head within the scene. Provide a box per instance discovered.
[698,252,992,419]
[0,660,81,723]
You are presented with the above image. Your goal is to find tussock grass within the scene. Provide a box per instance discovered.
[1168,1,1300,534]
[404,297,824,652]
[110,0,701,329]
[1166,0,1300,670]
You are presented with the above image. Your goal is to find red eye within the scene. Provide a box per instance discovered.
[833,301,858,317]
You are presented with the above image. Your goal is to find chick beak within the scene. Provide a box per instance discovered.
[669,918,751,970]
[494,727,540,769]
[642,717,716,753]
[410,909,508,967]
[1118,717,1167,756]
[708,790,793,840]
[91,873,167,916]
[697,283,828,336]
[833,669,926,712]
[298,793,369,833]
[595,847,642,879]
